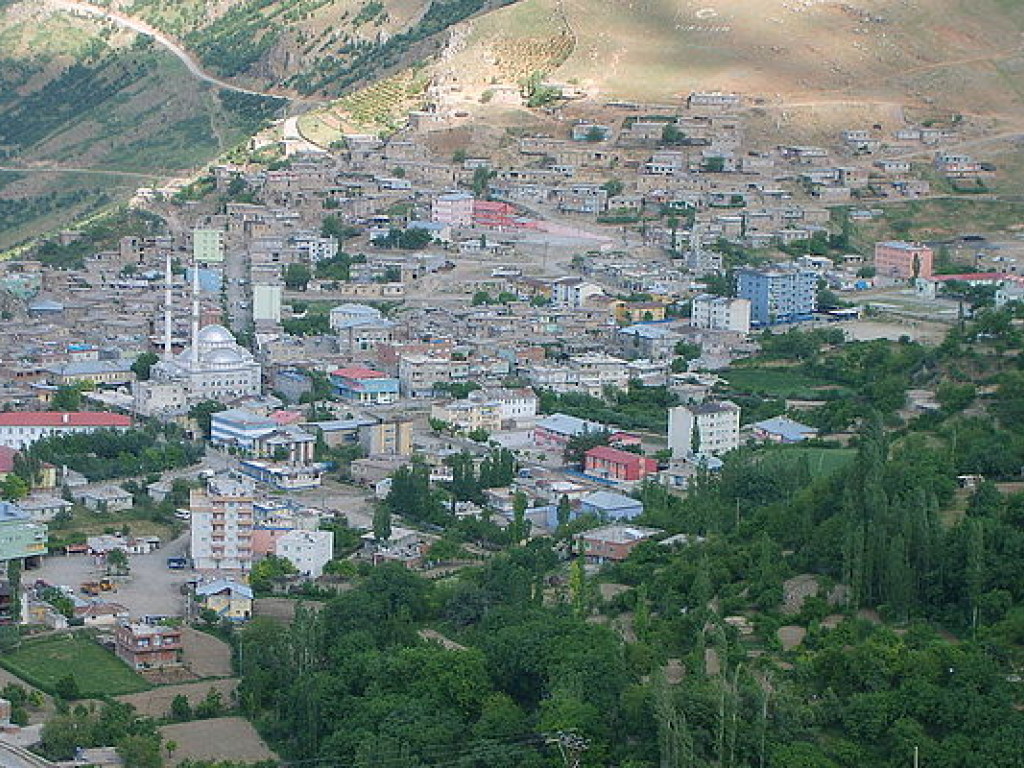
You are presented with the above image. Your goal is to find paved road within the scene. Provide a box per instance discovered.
[0,740,55,768]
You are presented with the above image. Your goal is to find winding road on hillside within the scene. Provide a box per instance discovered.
[46,0,321,104]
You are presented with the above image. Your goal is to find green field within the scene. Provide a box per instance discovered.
[0,634,151,697]
[762,446,857,478]
[721,367,847,400]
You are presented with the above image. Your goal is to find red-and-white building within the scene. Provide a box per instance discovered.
[584,445,658,482]
[874,241,934,281]
[115,623,183,669]
[0,412,132,450]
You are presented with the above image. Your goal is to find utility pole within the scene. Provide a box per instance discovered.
[548,731,590,768]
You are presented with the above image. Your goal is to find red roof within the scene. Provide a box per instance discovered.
[585,445,648,466]
[332,367,387,380]
[0,412,132,428]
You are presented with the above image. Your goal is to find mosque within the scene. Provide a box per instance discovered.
[133,260,262,417]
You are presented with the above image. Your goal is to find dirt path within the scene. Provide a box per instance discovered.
[46,0,322,104]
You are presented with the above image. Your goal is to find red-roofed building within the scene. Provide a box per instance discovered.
[0,412,132,450]
[584,445,658,482]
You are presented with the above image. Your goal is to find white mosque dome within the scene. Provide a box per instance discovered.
[203,347,247,366]
[197,324,235,346]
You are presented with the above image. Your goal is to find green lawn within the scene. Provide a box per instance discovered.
[0,634,151,697]
[722,367,847,400]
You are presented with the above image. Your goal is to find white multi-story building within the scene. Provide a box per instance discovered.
[480,387,538,425]
[551,277,605,309]
[275,529,334,578]
[668,401,741,458]
[0,412,132,451]
[190,475,255,572]
[690,294,751,334]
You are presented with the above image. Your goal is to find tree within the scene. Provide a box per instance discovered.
[106,548,129,575]
[601,178,624,198]
[117,734,162,768]
[557,494,572,529]
[170,694,192,721]
[249,554,298,593]
[54,674,81,700]
[373,505,392,543]
[190,400,227,439]
[284,263,312,291]
[131,351,159,381]
[0,473,28,501]
[51,385,82,411]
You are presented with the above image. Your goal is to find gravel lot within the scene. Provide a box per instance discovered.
[159,717,277,766]
[33,532,192,620]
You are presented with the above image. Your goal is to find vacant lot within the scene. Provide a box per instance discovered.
[159,717,278,766]
[1,634,150,697]
[764,447,857,479]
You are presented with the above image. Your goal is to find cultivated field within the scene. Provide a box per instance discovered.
[159,716,278,766]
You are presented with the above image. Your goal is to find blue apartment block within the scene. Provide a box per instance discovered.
[736,266,818,326]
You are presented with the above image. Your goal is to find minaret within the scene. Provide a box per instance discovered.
[190,259,200,367]
[163,252,173,359]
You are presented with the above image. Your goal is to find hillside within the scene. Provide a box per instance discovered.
[432,0,1024,130]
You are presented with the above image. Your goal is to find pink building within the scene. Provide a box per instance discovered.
[874,241,934,281]
[431,192,474,227]
[584,446,658,482]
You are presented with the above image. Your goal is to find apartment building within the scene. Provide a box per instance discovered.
[874,241,934,281]
[736,267,817,326]
[189,475,255,572]
[690,294,751,334]
[667,401,741,458]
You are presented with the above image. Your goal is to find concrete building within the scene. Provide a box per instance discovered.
[193,228,225,263]
[576,524,662,564]
[115,623,183,669]
[359,418,414,456]
[533,413,606,451]
[253,284,283,323]
[331,366,400,404]
[0,412,132,451]
[330,304,396,353]
[398,354,452,398]
[668,401,741,458]
[190,474,255,572]
[0,502,47,565]
[210,408,277,450]
[276,529,334,578]
[551,277,605,308]
[736,267,817,326]
[583,446,658,482]
[43,359,135,389]
[874,241,934,281]
[431,397,502,433]
[691,294,751,333]
[431,191,474,227]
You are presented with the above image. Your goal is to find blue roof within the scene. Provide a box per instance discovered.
[752,415,818,441]
[581,491,641,511]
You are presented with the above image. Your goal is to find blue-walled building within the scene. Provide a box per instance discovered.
[736,266,818,326]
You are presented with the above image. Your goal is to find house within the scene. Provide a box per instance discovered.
[533,413,606,451]
[751,415,819,444]
[583,446,658,483]
[551,277,605,308]
[115,623,183,669]
[361,526,424,568]
[195,579,254,621]
[668,401,741,458]
[575,523,662,564]
[75,485,133,513]
[16,494,72,524]
[580,490,645,520]
[0,411,132,450]
[43,360,135,389]
[75,599,130,627]
[331,366,400,404]
[0,446,57,491]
